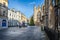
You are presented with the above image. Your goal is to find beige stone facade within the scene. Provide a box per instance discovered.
[41,5,45,26]
[0,0,8,17]
[44,0,55,29]
[0,0,8,7]
[0,0,8,28]
[21,14,27,23]
[33,5,42,26]
[48,4,55,29]
[16,11,21,23]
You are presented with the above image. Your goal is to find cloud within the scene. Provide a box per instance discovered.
[29,2,36,5]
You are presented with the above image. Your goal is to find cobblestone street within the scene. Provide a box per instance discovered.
[0,26,49,40]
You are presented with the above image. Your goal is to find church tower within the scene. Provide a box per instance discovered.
[33,5,42,26]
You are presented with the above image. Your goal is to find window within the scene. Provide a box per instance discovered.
[0,3,2,7]
[3,13,5,16]
[12,15,13,17]
[10,13,11,16]
[3,11,5,16]
[58,0,60,5]
[52,0,55,6]
[3,2,6,7]
[37,12,41,19]
[3,11,5,13]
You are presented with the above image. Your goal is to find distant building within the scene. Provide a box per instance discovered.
[8,9,22,27]
[48,0,55,29]
[21,13,27,24]
[33,5,42,26]
[0,0,8,29]
[41,5,45,26]
[8,9,18,26]
[44,0,49,27]
[8,8,27,27]
[16,11,21,26]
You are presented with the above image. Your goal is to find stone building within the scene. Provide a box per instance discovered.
[33,5,42,26]
[44,0,55,29]
[41,5,45,26]
[8,8,27,27]
[21,13,27,24]
[48,0,55,29]
[0,0,8,29]
[8,9,21,27]
[53,0,60,30]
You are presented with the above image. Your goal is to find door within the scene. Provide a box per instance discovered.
[2,20,6,27]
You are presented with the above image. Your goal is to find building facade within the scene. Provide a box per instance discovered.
[41,5,45,27]
[44,0,60,40]
[0,0,8,29]
[8,9,17,26]
[8,9,22,27]
[44,0,55,29]
[33,5,42,26]
[21,13,27,24]
[48,0,55,29]
[8,8,27,27]
[44,0,49,27]
[53,0,60,30]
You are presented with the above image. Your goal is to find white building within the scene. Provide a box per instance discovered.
[0,0,8,29]
[8,9,21,27]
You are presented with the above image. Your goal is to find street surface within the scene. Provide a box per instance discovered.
[0,26,49,40]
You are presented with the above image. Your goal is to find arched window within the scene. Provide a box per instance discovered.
[37,12,41,19]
